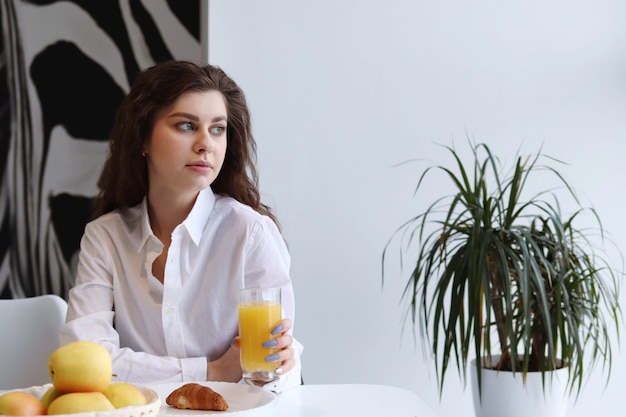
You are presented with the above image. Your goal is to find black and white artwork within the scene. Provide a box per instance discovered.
[0,0,201,298]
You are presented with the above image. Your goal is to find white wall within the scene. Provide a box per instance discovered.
[207,1,626,416]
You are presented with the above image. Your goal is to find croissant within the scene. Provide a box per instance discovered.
[166,383,229,411]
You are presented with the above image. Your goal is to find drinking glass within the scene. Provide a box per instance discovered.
[238,287,282,386]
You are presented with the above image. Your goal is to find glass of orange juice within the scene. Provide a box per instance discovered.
[238,287,282,386]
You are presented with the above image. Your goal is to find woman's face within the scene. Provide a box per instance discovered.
[145,90,228,200]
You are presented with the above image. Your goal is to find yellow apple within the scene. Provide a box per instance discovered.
[103,382,147,408]
[48,341,112,393]
[47,392,115,415]
[40,386,64,408]
[0,391,47,416]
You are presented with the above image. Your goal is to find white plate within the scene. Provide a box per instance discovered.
[151,382,276,416]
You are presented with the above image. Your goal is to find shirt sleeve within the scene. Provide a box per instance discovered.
[243,216,304,393]
[59,221,208,384]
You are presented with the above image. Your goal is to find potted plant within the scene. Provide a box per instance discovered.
[382,141,621,416]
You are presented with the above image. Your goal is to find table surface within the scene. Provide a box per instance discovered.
[154,383,439,417]
[262,383,439,417]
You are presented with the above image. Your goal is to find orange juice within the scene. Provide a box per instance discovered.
[238,301,282,372]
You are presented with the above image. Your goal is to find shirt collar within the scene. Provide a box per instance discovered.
[139,199,155,253]
[138,187,216,251]
[182,187,216,245]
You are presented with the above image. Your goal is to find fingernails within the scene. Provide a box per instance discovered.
[265,353,279,362]
[271,324,283,335]
[262,339,278,348]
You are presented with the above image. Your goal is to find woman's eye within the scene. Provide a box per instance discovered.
[210,125,226,135]
[177,121,194,131]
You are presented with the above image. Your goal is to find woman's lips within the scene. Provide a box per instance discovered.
[188,160,212,167]
[187,161,213,173]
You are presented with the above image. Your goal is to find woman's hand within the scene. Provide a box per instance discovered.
[207,318,295,383]
[263,318,295,375]
[206,339,242,382]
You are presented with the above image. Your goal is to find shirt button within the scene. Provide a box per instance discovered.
[166,307,174,316]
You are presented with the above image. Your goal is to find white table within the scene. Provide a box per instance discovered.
[259,384,439,417]
[154,383,439,417]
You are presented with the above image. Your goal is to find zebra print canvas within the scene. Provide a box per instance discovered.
[0,0,202,298]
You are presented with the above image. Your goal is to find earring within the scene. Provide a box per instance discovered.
[142,152,146,157]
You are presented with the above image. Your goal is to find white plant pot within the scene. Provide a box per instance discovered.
[470,356,571,417]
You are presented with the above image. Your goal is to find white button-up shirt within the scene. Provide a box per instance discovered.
[60,187,302,392]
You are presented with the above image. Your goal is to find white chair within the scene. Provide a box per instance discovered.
[0,294,68,390]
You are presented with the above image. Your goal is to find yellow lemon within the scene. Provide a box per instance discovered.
[47,392,114,415]
[48,341,112,393]
[103,382,147,408]
[40,386,64,408]
[0,391,47,416]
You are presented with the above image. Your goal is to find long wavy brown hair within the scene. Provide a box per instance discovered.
[93,60,279,228]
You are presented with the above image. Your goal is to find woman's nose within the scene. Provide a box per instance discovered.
[195,132,213,153]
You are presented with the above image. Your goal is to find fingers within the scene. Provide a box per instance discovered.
[264,318,293,351]
[271,318,292,336]
[264,319,295,375]
[265,346,295,374]
[262,332,292,349]
[275,348,296,374]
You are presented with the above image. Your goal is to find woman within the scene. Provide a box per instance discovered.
[60,61,302,392]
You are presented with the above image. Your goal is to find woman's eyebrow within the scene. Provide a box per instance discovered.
[168,112,199,121]
[168,113,227,123]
